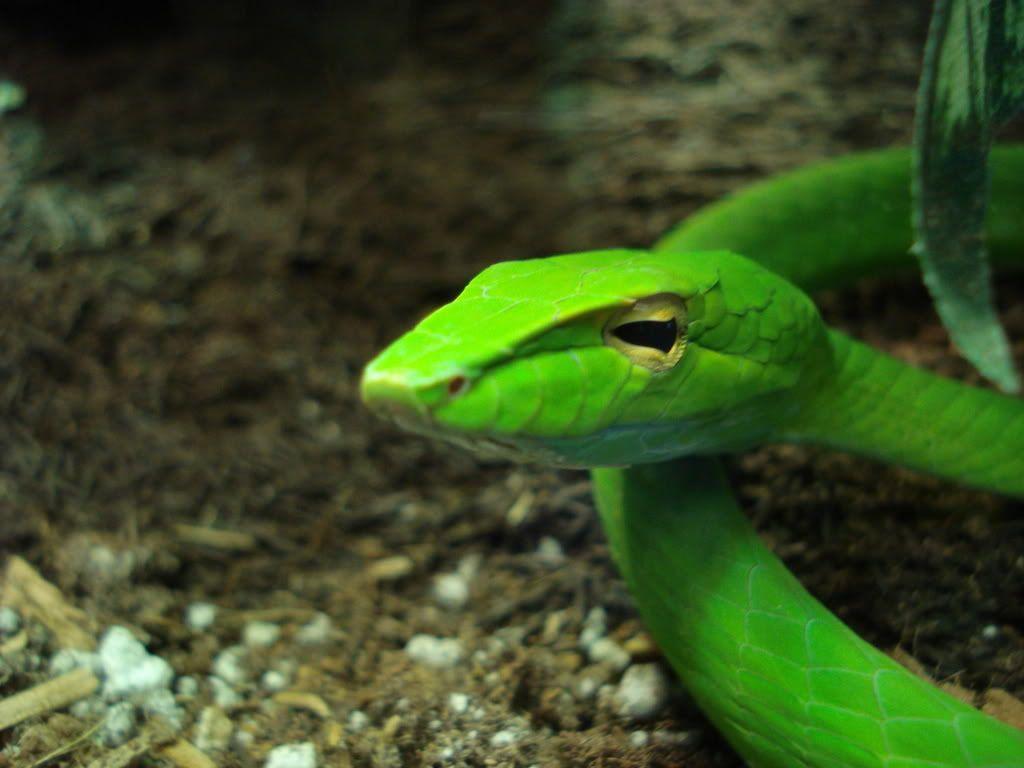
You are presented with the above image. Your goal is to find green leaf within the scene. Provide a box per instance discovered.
[913,0,1024,394]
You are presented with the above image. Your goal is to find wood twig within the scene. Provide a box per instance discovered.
[0,667,100,731]
[2,556,96,650]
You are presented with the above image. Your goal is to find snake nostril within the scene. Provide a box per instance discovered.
[448,375,468,398]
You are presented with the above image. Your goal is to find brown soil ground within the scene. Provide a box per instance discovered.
[1,2,1022,766]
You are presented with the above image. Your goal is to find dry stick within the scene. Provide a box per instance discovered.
[173,524,257,552]
[156,738,219,768]
[0,667,100,731]
[2,556,96,650]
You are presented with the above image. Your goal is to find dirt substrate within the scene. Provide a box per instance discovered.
[1,2,1022,766]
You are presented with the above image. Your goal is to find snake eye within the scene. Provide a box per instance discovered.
[603,294,686,372]
[611,318,677,353]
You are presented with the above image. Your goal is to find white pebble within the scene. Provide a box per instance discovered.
[176,676,199,697]
[212,645,249,686]
[448,692,470,714]
[142,688,184,730]
[243,621,281,648]
[405,634,464,668]
[579,607,607,650]
[185,602,218,631]
[433,573,470,610]
[588,637,630,671]
[457,553,483,580]
[100,701,137,746]
[261,670,288,692]
[535,537,565,565]
[234,729,255,750]
[629,730,650,747]
[614,664,669,721]
[653,730,699,746]
[98,627,174,700]
[576,677,599,700]
[347,709,369,732]
[490,730,519,747]
[0,607,21,635]
[296,613,332,645]
[70,696,106,720]
[194,706,234,752]
[209,676,242,708]
[264,741,317,768]
[50,648,100,677]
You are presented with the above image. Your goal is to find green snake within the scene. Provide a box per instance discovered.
[360,147,1024,767]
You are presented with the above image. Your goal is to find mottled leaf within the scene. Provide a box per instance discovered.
[913,0,1024,393]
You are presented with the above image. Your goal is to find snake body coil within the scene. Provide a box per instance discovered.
[362,147,1024,766]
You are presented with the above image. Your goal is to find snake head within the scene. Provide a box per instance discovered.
[361,249,828,467]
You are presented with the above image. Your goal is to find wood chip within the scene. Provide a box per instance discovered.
[505,491,534,527]
[2,556,96,650]
[983,688,1024,729]
[174,524,257,551]
[0,667,100,731]
[273,690,332,718]
[156,738,219,768]
[0,630,28,656]
[322,719,344,748]
[365,555,414,582]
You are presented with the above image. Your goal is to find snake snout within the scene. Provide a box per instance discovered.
[360,367,424,419]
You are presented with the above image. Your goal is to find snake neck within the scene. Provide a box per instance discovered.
[784,329,1024,498]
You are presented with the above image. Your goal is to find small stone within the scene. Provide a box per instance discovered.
[264,741,317,768]
[70,696,106,720]
[614,664,669,721]
[50,648,100,677]
[366,555,414,582]
[347,709,369,732]
[212,645,248,686]
[0,607,21,636]
[296,613,332,645]
[243,621,281,648]
[142,688,184,730]
[490,730,519,748]
[579,607,607,650]
[298,399,322,422]
[448,692,470,714]
[628,730,650,748]
[405,634,463,669]
[100,701,137,746]
[209,676,242,708]
[194,706,233,753]
[535,537,565,565]
[652,730,700,747]
[982,624,1000,640]
[576,677,599,700]
[234,728,255,750]
[588,638,630,671]
[185,602,218,631]
[176,676,199,697]
[457,553,482,580]
[433,573,470,610]
[261,670,289,692]
[98,627,174,700]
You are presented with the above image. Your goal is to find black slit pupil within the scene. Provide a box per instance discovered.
[612,318,677,353]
